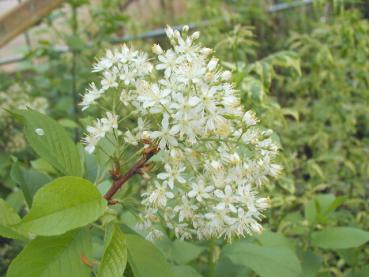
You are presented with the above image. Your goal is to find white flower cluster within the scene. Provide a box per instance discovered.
[81,26,281,241]
[0,85,48,152]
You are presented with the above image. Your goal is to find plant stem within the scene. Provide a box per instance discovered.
[104,145,159,203]
[208,240,217,277]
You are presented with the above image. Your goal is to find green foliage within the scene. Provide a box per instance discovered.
[169,240,206,265]
[0,199,27,241]
[221,240,301,277]
[14,110,84,177]
[10,161,51,207]
[15,176,106,236]
[7,229,93,277]
[311,227,369,249]
[97,224,127,277]
[171,265,202,277]
[124,228,173,277]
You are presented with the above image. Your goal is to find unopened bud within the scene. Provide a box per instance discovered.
[208,58,218,71]
[201,48,212,56]
[165,25,174,38]
[221,70,232,81]
[191,31,200,40]
[152,44,163,55]
[182,25,189,32]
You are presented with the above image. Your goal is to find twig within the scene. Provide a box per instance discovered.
[104,145,159,203]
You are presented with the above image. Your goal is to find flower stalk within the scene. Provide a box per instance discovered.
[104,145,159,203]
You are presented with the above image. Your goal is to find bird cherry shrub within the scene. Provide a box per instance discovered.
[81,26,281,241]
[2,26,283,277]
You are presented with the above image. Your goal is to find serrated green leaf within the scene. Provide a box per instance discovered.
[15,176,107,236]
[14,110,83,177]
[266,51,301,75]
[7,229,92,277]
[124,228,173,277]
[222,241,301,277]
[311,227,369,249]
[97,224,127,277]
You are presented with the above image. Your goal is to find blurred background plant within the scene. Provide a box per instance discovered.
[1,0,368,276]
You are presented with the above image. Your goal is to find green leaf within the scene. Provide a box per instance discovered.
[124,228,173,277]
[11,161,51,207]
[352,265,369,277]
[172,265,202,277]
[0,225,27,241]
[299,251,322,277]
[0,199,27,240]
[242,76,265,101]
[7,229,93,277]
[222,241,301,277]
[255,231,293,249]
[97,224,127,277]
[265,50,301,75]
[311,227,369,249]
[31,159,58,175]
[216,255,251,277]
[304,194,344,225]
[15,176,107,236]
[170,240,206,264]
[14,110,83,176]
[5,190,25,213]
[0,198,21,226]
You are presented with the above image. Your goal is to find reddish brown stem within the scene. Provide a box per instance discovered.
[104,146,159,203]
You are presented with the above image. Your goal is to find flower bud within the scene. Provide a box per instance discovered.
[242,110,258,126]
[221,70,232,81]
[165,25,174,38]
[208,58,218,71]
[191,31,200,40]
[182,25,189,32]
[201,47,212,56]
[152,44,163,55]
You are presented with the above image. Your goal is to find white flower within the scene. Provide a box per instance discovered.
[80,83,104,111]
[156,50,178,78]
[137,83,170,113]
[214,185,237,213]
[243,110,258,126]
[150,114,179,149]
[83,135,99,154]
[142,181,174,208]
[82,25,281,240]
[174,196,197,222]
[92,49,115,72]
[157,164,186,189]
[83,112,118,153]
[188,178,214,202]
[101,70,118,90]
